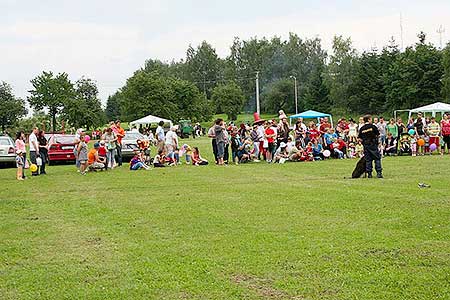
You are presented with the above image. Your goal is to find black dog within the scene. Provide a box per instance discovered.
[351,156,367,178]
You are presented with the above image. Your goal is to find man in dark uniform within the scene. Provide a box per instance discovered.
[358,115,383,178]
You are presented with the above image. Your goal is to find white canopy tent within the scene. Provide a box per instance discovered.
[129,115,173,128]
[394,102,450,120]
[408,102,450,118]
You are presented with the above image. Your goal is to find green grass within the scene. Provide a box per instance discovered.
[1,137,449,300]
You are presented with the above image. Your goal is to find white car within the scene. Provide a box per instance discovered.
[121,131,150,160]
[0,135,16,166]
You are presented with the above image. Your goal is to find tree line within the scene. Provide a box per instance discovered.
[107,31,450,122]
[2,31,450,133]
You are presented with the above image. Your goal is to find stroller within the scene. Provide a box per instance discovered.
[399,134,411,156]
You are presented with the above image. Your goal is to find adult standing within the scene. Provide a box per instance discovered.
[15,131,27,179]
[427,117,440,154]
[103,127,117,169]
[156,121,166,152]
[414,113,426,155]
[441,113,450,154]
[277,116,290,144]
[396,118,406,138]
[29,127,40,176]
[165,126,179,164]
[377,117,387,146]
[358,115,383,178]
[207,123,218,164]
[214,118,226,166]
[386,118,399,140]
[114,120,125,167]
[37,130,49,174]
[74,128,84,172]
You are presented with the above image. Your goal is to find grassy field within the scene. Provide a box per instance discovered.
[0,137,449,300]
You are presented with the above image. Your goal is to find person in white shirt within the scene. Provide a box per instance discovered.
[29,127,40,176]
[156,121,166,151]
[165,126,179,164]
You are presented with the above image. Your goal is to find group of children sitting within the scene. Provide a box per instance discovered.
[129,142,209,171]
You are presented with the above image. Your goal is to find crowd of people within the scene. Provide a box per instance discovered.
[10,111,450,180]
[206,111,450,166]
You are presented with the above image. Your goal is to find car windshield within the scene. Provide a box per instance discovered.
[124,132,144,140]
[54,135,76,144]
[0,138,12,146]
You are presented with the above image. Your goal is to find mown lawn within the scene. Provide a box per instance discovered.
[0,137,449,300]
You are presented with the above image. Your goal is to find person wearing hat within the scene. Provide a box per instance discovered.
[88,142,105,171]
[273,142,288,163]
[15,149,24,181]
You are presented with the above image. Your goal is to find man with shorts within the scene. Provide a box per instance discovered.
[358,115,383,178]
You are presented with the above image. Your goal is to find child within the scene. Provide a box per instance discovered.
[347,143,356,159]
[355,141,364,158]
[179,144,192,164]
[77,134,88,175]
[16,150,24,180]
[130,150,151,170]
[153,149,166,168]
[98,141,107,170]
[410,133,417,157]
[192,147,209,166]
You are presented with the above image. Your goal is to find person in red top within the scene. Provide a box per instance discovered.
[308,122,320,141]
[114,120,125,166]
[319,117,331,144]
[264,121,276,163]
[441,113,450,154]
[192,147,209,166]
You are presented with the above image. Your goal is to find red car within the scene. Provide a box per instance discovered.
[47,134,76,165]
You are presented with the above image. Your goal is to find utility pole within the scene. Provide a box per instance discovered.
[290,75,298,114]
[437,25,445,49]
[256,71,260,115]
[400,13,404,51]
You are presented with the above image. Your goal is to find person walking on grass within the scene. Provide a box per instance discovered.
[29,127,40,176]
[214,118,226,166]
[358,115,383,178]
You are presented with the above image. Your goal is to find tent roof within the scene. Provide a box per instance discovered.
[410,102,450,113]
[129,115,173,127]
[289,110,332,119]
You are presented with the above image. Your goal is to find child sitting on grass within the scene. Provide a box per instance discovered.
[153,149,166,168]
[16,150,24,181]
[192,147,209,166]
[130,149,151,170]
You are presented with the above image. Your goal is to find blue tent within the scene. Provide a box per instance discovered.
[289,110,333,125]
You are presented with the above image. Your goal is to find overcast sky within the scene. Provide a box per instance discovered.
[2,0,450,105]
